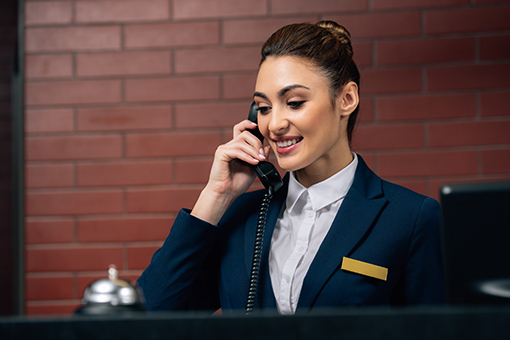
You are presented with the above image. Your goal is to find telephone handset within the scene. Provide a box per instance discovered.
[247,102,283,196]
[244,102,283,315]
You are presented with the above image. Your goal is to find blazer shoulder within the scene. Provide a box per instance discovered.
[382,179,438,206]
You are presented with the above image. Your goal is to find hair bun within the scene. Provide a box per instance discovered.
[316,20,353,57]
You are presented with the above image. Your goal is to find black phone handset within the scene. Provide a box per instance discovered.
[245,102,283,315]
[246,102,283,196]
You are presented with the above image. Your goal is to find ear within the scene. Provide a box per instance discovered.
[336,81,359,117]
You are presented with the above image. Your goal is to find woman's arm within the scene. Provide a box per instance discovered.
[402,197,446,304]
[137,209,221,311]
[137,119,268,311]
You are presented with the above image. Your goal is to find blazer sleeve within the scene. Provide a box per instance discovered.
[400,197,446,304]
[137,209,221,312]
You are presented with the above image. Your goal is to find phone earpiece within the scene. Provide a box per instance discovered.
[248,102,264,142]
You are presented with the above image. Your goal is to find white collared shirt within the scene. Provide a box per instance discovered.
[269,154,358,314]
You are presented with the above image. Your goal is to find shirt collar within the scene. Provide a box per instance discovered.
[286,153,358,213]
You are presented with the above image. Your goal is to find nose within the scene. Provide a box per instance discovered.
[267,106,289,136]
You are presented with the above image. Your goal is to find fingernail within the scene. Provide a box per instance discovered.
[259,149,266,159]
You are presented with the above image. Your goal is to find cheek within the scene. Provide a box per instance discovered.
[257,116,271,140]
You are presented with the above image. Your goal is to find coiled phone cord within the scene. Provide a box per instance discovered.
[245,191,273,315]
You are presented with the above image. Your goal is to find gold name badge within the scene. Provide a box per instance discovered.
[341,257,388,281]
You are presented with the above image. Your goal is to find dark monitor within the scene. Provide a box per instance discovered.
[440,180,510,305]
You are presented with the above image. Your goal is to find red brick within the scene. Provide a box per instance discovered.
[26,276,74,300]
[361,68,422,94]
[125,76,220,103]
[25,164,74,189]
[125,132,221,158]
[25,219,74,244]
[480,35,510,60]
[358,97,373,123]
[175,159,213,184]
[173,0,267,19]
[76,51,171,77]
[77,106,172,132]
[377,94,476,121]
[76,0,169,23]
[327,12,421,39]
[25,1,72,26]
[25,303,79,316]
[223,73,257,99]
[373,0,469,10]
[26,80,121,106]
[482,149,510,174]
[127,246,161,270]
[26,26,121,52]
[26,247,124,272]
[126,188,201,213]
[175,47,260,74]
[77,161,173,187]
[77,217,173,243]
[426,6,510,35]
[427,64,510,91]
[26,190,123,216]
[175,102,247,129]
[377,38,474,65]
[125,21,220,48]
[271,0,366,15]
[223,16,318,45]
[351,124,424,151]
[25,54,73,79]
[25,109,74,133]
[480,91,510,117]
[353,42,372,67]
[428,121,510,147]
[26,135,122,161]
[377,151,478,177]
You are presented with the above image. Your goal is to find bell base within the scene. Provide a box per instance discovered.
[74,303,146,316]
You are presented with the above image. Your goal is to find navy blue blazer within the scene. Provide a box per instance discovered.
[138,156,445,313]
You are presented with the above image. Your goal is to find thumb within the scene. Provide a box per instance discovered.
[263,145,272,158]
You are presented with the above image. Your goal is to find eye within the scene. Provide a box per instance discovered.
[258,106,271,114]
[288,101,305,110]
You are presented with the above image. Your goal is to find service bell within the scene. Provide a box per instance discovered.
[75,265,145,315]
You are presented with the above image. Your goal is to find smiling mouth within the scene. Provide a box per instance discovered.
[275,137,303,148]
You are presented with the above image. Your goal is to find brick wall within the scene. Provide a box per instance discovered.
[24,0,510,315]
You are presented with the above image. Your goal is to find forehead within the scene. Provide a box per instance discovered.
[255,56,328,94]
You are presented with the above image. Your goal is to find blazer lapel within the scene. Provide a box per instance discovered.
[244,176,288,310]
[297,157,388,310]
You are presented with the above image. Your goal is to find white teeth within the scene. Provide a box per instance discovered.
[276,138,301,148]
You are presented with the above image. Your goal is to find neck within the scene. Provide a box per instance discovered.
[295,150,354,188]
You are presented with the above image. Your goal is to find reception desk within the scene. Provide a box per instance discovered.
[2,307,510,339]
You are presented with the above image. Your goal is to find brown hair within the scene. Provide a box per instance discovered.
[260,21,360,143]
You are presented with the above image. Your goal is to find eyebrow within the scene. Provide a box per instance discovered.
[253,84,310,100]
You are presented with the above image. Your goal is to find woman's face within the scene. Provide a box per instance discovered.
[254,56,352,181]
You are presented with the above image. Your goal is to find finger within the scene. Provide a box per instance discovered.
[217,141,264,165]
[233,120,259,138]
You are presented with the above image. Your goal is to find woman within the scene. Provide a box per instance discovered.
[137,21,445,314]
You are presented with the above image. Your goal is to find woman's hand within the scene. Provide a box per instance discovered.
[191,120,268,225]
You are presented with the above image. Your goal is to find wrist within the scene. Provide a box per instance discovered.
[190,186,237,225]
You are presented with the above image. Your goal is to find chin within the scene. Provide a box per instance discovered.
[275,157,305,173]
